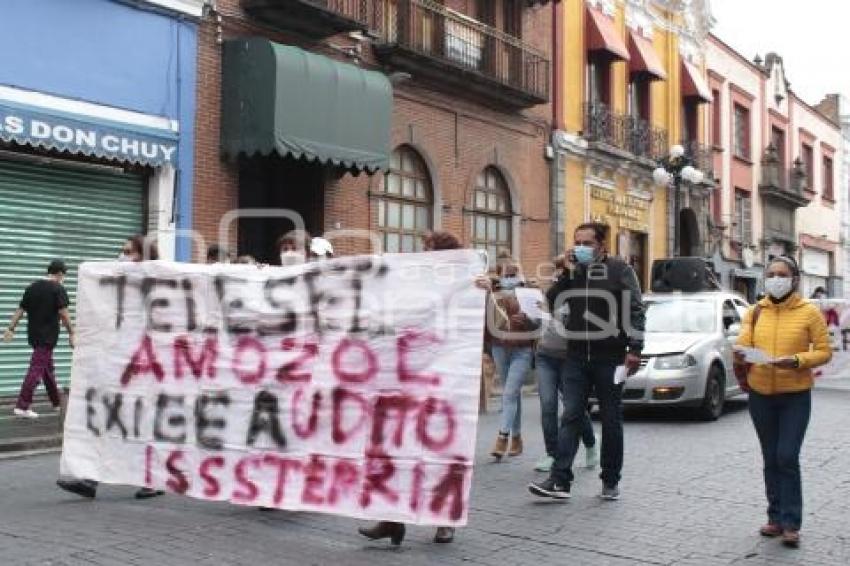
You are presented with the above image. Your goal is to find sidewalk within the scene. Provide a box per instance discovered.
[0,395,62,454]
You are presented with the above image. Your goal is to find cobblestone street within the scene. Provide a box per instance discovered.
[1,384,848,566]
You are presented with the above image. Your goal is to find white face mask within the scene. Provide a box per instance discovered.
[765,276,793,299]
[280,251,305,266]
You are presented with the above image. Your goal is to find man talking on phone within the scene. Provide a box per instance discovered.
[528,222,644,501]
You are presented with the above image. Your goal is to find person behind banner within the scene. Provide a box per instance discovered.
[276,229,311,266]
[734,256,831,548]
[56,235,163,501]
[120,233,159,262]
[357,229,467,547]
[206,243,231,264]
[528,222,644,502]
[309,236,334,260]
[481,251,539,461]
[3,260,74,419]
[533,263,597,474]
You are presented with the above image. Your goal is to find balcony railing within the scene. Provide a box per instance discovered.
[758,145,809,208]
[375,0,550,105]
[243,0,370,37]
[309,0,369,21]
[583,103,668,161]
[681,140,715,183]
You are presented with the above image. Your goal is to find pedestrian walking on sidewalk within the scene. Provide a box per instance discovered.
[57,235,162,501]
[528,222,644,502]
[3,260,74,419]
[734,256,831,548]
[534,285,597,473]
[483,252,539,461]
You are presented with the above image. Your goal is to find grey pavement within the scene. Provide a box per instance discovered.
[1,388,849,565]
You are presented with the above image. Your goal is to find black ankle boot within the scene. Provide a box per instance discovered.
[357,521,406,546]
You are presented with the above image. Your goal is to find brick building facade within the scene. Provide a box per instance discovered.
[193,1,556,277]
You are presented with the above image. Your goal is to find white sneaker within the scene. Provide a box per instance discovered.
[13,407,38,419]
[534,455,555,472]
[585,440,599,469]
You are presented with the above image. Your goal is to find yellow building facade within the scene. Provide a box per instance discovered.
[552,0,714,290]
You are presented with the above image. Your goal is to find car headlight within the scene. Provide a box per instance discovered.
[654,354,697,370]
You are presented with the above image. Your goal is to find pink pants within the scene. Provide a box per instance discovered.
[16,345,61,410]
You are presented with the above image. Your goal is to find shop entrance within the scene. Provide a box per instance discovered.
[238,155,326,264]
[0,156,144,395]
[679,208,701,257]
[618,230,648,291]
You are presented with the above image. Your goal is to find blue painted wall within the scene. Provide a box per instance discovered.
[0,0,197,261]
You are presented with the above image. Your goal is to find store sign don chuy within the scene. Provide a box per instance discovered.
[0,101,177,166]
[590,187,650,233]
[60,251,486,526]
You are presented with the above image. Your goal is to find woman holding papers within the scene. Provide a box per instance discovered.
[484,252,539,461]
[735,256,831,548]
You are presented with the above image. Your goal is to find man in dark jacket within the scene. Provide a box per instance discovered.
[528,222,644,501]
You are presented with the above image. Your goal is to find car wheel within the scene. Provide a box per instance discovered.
[698,366,725,421]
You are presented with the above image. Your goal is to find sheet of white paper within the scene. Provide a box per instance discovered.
[514,287,545,320]
[733,345,776,364]
[614,365,628,385]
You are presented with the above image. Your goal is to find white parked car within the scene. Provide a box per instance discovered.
[622,291,751,420]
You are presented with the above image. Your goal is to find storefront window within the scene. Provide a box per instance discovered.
[377,146,433,253]
[471,167,512,263]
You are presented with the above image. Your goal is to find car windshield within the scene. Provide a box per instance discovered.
[645,299,716,333]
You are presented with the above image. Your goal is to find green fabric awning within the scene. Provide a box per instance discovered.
[221,38,392,173]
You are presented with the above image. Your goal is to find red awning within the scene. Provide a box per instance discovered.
[681,60,712,103]
[628,31,666,80]
[586,8,629,61]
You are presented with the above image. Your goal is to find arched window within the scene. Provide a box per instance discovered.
[377,146,433,253]
[471,166,512,261]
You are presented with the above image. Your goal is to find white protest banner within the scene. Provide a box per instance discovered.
[60,250,486,526]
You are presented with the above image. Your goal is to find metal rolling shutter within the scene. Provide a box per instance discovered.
[0,157,144,396]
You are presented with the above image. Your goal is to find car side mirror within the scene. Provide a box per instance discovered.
[726,323,741,336]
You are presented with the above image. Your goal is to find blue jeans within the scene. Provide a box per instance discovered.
[491,345,532,436]
[748,390,811,530]
[551,355,622,487]
[536,352,595,457]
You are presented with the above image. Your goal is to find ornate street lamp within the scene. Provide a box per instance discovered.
[652,144,705,256]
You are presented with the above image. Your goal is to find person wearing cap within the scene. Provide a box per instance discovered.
[3,259,74,418]
[310,237,334,260]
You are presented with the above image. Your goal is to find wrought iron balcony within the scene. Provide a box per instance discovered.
[374,0,550,108]
[243,0,370,38]
[759,144,808,208]
[681,140,715,184]
[583,103,668,162]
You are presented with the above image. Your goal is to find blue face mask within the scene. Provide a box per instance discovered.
[499,276,520,290]
[573,245,596,264]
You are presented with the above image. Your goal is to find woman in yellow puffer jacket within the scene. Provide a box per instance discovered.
[735,256,831,548]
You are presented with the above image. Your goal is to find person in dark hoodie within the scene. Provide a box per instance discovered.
[528,222,644,502]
